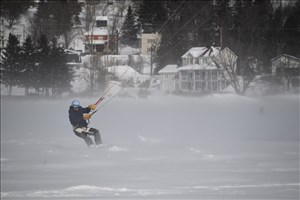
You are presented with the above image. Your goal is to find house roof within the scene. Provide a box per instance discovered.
[178,63,218,71]
[158,64,178,74]
[271,54,300,62]
[181,46,220,58]
[220,47,238,58]
[96,16,108,21]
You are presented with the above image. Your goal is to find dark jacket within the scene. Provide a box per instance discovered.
[68,106,91,128]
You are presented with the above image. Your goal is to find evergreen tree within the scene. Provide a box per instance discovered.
[36,34,51,96]
[137,0,167,33]
[210,0,233,48]
[1,0,34,29]
[155,1,213,72]
[155,1,184,72]
[252,0,273,71]
[283,0,300,57]
[49,39,74,96]
[31,0,82,46]
[20,36,37,95]
[33,35,74,96]
[0,33,21,95]
[120,5,138,46]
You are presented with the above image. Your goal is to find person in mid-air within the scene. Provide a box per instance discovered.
[68,99,102,148]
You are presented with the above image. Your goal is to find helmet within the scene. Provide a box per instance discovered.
[71,99,80,107]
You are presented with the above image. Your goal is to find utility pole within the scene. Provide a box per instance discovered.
[220,26,223,49]
[150,45,153,76]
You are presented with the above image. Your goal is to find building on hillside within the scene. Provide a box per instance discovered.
[178,46,227,93]
[271,54,300,75]
[95,16,108,28]
[271,54,300,89]
[140,33,161,55]
[84,16,109,53]
[158,64,179,91]
[158,46,234,93]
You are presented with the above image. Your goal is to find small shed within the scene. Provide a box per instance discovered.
[158,64,179,92]
[271,54,300,75]
[271,54,300,90]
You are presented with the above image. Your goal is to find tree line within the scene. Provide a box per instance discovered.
[1,0,82,96]
[1,33,74,96]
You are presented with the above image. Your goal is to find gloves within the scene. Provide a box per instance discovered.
[88,104,96,110]
[83,113,91,120]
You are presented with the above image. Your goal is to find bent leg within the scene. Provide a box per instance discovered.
[88,128,102,145]
[74,128,94,147]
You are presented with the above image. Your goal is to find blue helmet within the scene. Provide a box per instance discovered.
[71,99,80,107]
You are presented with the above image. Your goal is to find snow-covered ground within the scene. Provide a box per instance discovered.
[1,92,299,199]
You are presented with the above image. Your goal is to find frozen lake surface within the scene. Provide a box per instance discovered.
[1,93,299,199]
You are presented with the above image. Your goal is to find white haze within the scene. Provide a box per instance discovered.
[1,91,299,199]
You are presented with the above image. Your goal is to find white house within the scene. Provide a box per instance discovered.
[157,47,233,93]
[271,54,300,75]
[84,16,109,53]
[178,46,227,92]
[271,54,300,89]
[158,64,179,91]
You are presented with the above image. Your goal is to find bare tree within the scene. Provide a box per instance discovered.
[62,30,79,49]
[82,55,105,95]
[213,47,256,95]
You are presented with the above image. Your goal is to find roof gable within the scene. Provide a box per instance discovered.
[158,64,179,74]
[182,46,220,59]
[271,54,300,62]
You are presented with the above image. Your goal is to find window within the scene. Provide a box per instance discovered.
[201,71,205,79]
[201,82,206,90]
[207,81,211,90]
[212,70,217,80]
[188,71,193,80]
[181,82,188,90]
[195,81,201,90]
[212,81,218,91]
[188,82,193,90]
[195,70,201,80]
[96,20,107,27]
[206,71,211,80]
[181,71,187,81]
[147,39,155,44]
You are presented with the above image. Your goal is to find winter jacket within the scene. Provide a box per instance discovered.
[68,106,91,128]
